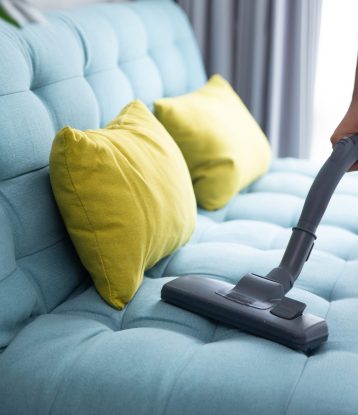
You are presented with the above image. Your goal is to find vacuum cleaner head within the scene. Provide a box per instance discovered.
[161,135,358,352]
[161,274,328,353]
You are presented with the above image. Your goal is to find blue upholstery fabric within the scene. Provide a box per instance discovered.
[0,0,205,349]
[2,158,358,415]
[1,2,358,415]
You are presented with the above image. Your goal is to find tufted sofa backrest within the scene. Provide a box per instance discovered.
[0,0,206,349]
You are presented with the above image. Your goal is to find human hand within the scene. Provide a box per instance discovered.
[331,104,358,171]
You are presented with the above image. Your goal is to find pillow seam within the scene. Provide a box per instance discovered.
[62,129,114,304]
[108,100,135,129]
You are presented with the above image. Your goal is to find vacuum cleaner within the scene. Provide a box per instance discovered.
[161,134,358,353]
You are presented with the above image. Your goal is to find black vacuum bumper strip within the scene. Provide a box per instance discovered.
[161,134,358,352]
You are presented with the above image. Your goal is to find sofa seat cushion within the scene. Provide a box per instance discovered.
[1,158,358,415]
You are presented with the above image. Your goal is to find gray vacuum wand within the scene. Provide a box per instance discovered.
[268,134,358,293]
[161,134,358,352]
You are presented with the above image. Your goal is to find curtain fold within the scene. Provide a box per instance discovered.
[177,0,322,158]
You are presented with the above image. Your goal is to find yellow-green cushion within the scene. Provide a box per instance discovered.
[155,74,272,210]
[49,100,196,309]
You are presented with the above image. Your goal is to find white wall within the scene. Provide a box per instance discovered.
[311,0,358,162]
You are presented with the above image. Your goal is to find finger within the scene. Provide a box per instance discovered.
[330,131,346,147]
[330,135,338,147]
[331,132,358,148]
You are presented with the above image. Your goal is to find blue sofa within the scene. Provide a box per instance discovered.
[1,1,358,414]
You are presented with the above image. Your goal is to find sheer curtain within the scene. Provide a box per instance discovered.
[177,0,322,158]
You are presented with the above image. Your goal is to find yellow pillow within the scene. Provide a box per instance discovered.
[155,75,272,210]
[49,100,196,309]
